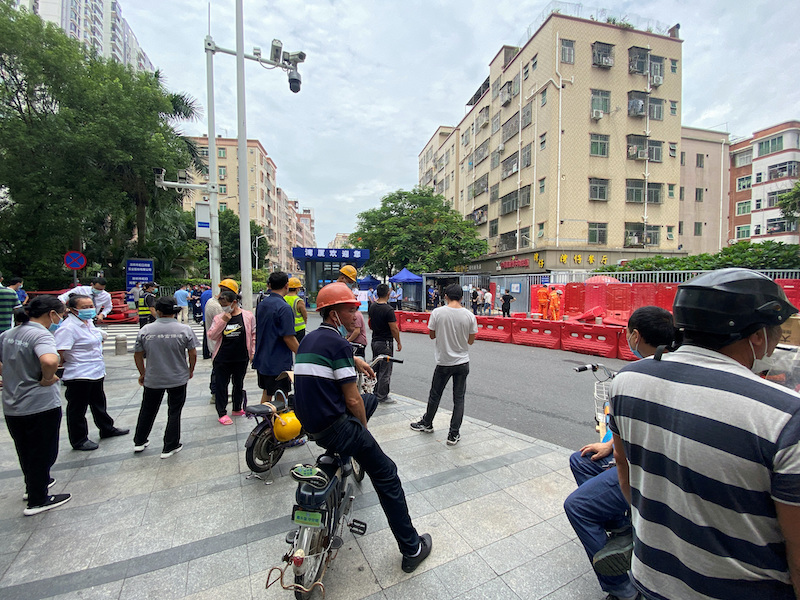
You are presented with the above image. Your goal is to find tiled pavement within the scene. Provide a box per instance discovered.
[0,347,610,600]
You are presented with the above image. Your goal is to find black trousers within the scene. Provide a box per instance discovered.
[213,359,248,417]
[6,407,62,507]
[134,385,186,452]
[63,378,116,447]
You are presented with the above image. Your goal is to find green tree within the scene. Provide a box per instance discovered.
[217,209,269,276]
[350,187,487,278]
[779,180,800,221]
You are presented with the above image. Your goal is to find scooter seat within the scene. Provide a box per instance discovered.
[244,404,273,417]
[296,474,338,509]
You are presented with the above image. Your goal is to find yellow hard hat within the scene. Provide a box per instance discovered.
[274,410,302,442]
[288,277,302,289]
[219,278,239,294]
[339,265,357,282]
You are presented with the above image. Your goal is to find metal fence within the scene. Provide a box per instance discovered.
[543,270,800,284]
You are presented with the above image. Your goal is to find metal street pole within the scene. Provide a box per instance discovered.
[235,0,253,310]
[204,35,221,292]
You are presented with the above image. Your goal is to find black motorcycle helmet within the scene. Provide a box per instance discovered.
[673,268,797,341]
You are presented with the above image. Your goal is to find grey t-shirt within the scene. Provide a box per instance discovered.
[134,318,199,389]
[0,322,62,416]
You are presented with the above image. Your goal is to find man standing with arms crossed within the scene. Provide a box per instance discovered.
[368,283,401,405]
[611,269,800,600]
[411,284,477,445]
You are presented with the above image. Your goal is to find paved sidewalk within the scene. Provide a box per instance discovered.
[0,347,608,600]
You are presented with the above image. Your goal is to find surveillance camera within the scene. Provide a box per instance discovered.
[288,68,301,93]
[253,46,261,58]
[282,50,306,65]
[177,169,188,183]
[270,39,283,64]
[153,167,166,178]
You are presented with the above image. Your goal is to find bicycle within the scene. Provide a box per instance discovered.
[574,363,618,442]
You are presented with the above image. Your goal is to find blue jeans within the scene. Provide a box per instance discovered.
[310,393,420,556]
[564,451,635,598]
[422,362,469,435]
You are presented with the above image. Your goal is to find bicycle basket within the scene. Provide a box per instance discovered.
[360,376,377,395]
[594,381,612,423]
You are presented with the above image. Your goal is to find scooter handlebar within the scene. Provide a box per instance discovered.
[574,364,596,372]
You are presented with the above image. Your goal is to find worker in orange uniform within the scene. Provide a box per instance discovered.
[536,285,550,320]
[548,288,563,321]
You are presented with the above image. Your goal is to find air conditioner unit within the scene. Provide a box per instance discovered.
[652,75,663,86]
[480,118,489,128]
[637,149,648,160]
[498,143,505,153]
[591,109,603,120]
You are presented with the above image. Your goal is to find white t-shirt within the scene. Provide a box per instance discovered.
[483,291,492,305]
[54,315,107,380]
[428,305,478,366]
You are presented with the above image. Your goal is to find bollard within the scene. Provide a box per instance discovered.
[115,335,128,355]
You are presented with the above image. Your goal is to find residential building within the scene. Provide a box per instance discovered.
[297,208,317,248]
[419,4,684,274]
[328,233,352,249]
[678,126,730,254]
[729,121,800,245]
[14,0,153,72]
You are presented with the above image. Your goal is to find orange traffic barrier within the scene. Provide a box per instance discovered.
[561,322,619,358]
[511,319,562,349]
[475,316,512,343]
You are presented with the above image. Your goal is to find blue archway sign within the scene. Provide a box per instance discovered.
[64,251,87,270]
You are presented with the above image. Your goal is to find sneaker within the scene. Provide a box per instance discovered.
[218,415,233,425]
[24,493,71,516]
[231,410,245,416]
[379,396,397,404]
[410,419,433,433]
[401,533,432,573]
[446,433,461,446]
[290,464,328,488]
[286,435,307,447]
[23,478,56,501]
[593,530,634,576]
[133,440,150,453]
[160,444,183,459]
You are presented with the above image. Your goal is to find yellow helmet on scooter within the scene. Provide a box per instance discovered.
[274,410,302,442]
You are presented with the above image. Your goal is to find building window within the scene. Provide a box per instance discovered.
[501,112,520,143]
[650,55,664,79]
[736,200,751,215]
[521,143,532,168]
[219,166,227,178]
[736,225,751,239]
[756,172,763,184]
[539,178,546,194]
[670,100,678,116]
[588,222,608,244]
[589,178,609,201]
[218,147,226,158]
[736,175,752,191]
[671,59,678,73]
[492,77,501,99]
[648,98,664,120]
[758,135,784,156]
[219,184,227,194]
[590,134,609,157]
[540,133,547,151]
[678,221,684,235]
[626,179,644,203]
[668,184,675,198]
[647,183,663,204]
[490,183,499,203]
[199,146,209,157]
[541,89,547,106]
[627,91,647,116]
[628,47,648,74]
[591,89,611,113]
[754,225,762,235]
[531,54,538,71]
[474,173,489,197]
[489,219,498,238]
[475,139,490,165]
[680,186,684,201]
[648,140,663,162]
[491,150,500,169]
[734,150,753,167]
[592,42,614,67]
[561,39,575,64]
[694,222,703,236]
[491,113,501,134]
[500,190,520,215]
[768,161,799,181]
[523,64,529,80]
[522,101,533,128]
[669,143,677,157]
[219,203,227,212]
[696,153,704,168]
[520,226,531,248]
[695,188,704,202]
[667,226,675,240]
[520,185,531,207]
[680,151,685,166]
[538,222,544,238]
[512,73,520,97]
[501,152,520,179]
[767,218,798,234]
[767,190,790,208]
[625,223,660,246]
[627,134,648,159]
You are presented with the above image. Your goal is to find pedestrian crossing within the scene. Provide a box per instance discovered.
[100,321,205,353]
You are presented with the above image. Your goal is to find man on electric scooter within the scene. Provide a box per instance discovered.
[564,306,675,600]
[291,282,433,574]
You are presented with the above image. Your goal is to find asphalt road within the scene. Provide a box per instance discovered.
[309,312,629,451]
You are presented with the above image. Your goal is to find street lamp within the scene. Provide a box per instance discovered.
[252,234,267,271]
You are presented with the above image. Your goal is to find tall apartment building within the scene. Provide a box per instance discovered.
[419,6,684,274]
[678,126,730,255]
[328,233,352,249]
[297,208,317,247]
[14,0,153,72]
[729,121,800,245]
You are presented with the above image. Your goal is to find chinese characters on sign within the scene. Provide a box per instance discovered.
[499,258,530,269]
[293,248,369,261]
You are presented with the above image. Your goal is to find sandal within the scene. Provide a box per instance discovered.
[218,415,233,425]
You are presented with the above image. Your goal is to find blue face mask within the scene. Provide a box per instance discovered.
[627,332,644,359]
[48,312,62,333]
[77,308,97,321]
[91,287,101,295]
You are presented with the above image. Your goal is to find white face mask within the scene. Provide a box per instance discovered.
[749,327,775,374]
[221,305,233,314]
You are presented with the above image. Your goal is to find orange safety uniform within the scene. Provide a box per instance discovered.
[536,286,550,319]
[548,290,562,321]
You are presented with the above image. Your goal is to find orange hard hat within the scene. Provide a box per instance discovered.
[315,282,361,311]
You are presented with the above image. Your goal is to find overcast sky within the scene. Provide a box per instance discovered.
[124,0,800,247]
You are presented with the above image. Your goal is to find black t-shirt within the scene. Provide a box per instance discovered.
[368,302,396,342]
[471,290,478,302]
[502,294,514,308]
[215,313,248,362]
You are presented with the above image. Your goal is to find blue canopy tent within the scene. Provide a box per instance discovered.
[358,275,381,291]
[389,268,423,311]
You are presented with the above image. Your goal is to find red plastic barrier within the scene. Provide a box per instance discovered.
[631,283,657,312]
[655,283,678,312]
[398,312,429,334]
[776,280,800,309]
[561,322,619,358]
[584,283,607,315]
[475,316,512,343]
[511,319,563,349]
[617,330,637,361]
[564,283,585,316]
[606,284,632,321]
[571,306,604,322]
[511,312,527,318]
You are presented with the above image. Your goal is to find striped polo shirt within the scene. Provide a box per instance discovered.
[610,345,800,600]
[293,323,357,434]
[0,286,20,334]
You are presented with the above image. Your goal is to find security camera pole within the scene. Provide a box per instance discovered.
[203,0,305,310]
